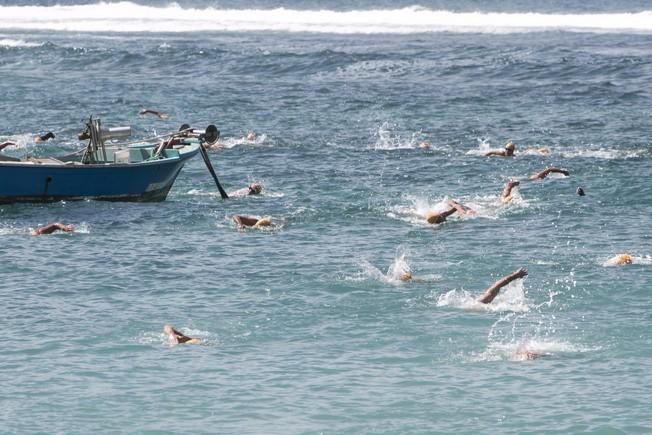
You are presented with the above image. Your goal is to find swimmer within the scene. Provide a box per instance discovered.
[228,182,263,197]
[31,222,74,235]
[418,140,431,149]
[477,267,528,304]
[576,187,585,196]
[34,132,55,143]
[139,109,168,119]
[232,215,272,229]
[500,180,520,203]
[513,344,545,361]
[0,141,16,151]
[164,324,201,345]
[485,141,515,157]
[246,132,257,142]
[425,199,473,224]
[606,254,633,265]
[530,167,570,180]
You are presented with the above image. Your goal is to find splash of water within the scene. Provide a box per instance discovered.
[436,279,531,313]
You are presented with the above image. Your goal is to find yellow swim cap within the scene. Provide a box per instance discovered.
[504,141,515,150]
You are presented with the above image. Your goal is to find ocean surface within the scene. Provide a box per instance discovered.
[1,1,652,433]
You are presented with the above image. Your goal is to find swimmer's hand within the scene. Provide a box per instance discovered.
[513,267,528,279]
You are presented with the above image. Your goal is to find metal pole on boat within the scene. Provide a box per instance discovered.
[198,141,229,199]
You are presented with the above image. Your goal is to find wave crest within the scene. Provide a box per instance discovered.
[1,4,651,34]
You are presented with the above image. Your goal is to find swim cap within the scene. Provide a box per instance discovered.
[504,141,515,150]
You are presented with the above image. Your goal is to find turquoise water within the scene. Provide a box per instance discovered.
[1,2,652,433]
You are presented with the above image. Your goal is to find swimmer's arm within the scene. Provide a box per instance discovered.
[139,109,167,119]
[477,268,528,304]
[485,150,506,157]
[547,168,570,176]
[439,207,457,219]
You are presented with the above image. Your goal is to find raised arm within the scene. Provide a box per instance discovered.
[0,141,16,151]
[477,267,528,304]
[500,180,520,203]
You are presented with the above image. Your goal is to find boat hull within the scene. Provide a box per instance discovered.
[0,144,199,204]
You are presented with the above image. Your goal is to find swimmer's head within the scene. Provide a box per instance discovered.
[426,211,444,224]
[399,271,413,281]
[248,183,262,195]
[613,254,633,265]
[246,132,256,141]
[504,141,515,151]
[418,140,431,149]
[163,324,173,334]
[35,132,55,142]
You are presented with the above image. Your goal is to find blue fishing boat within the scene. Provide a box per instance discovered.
[0,118,225,204]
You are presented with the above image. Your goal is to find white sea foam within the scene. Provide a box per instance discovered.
[208,134,268,150]
[387,195,451,227]
[470,338,598,362]
[558,147,645,160]
[465,137,494,156]
[0,225,22,235]
[370,122,435,151]
[0,38,43,47]
[4,3,648,34]
[356,249,439,285]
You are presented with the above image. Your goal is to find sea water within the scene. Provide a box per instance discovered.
[1,1,651,433]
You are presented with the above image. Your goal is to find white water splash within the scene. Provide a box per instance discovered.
[387,195,451,227]
[1,4,651,34]
[470,337,599,362]
[0,38,43,47]
[466,137,494,156]
[208,134,268,150]
[370,122,431,151]
[436,279,531,313]
[350,248,442,285]
[558,147,645,160]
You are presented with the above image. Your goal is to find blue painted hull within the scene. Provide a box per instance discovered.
[0,144,200,204]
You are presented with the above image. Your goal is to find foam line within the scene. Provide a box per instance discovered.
[0,3,651,34]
